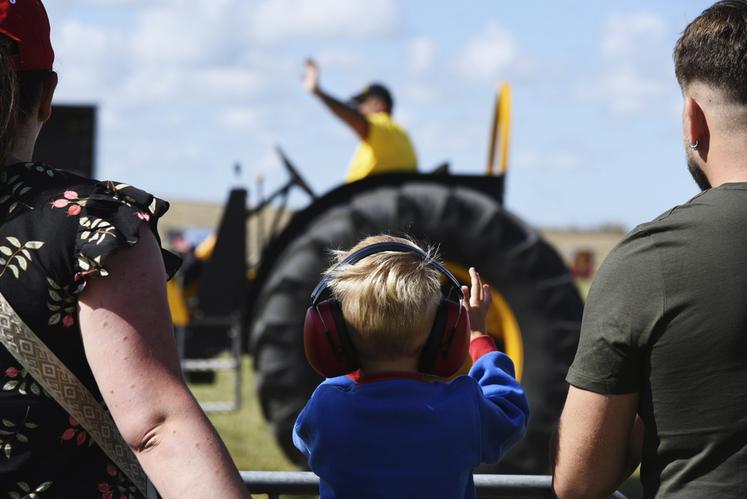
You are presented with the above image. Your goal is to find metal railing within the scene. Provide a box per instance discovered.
[176,314,243,413]
[241,471,628,498]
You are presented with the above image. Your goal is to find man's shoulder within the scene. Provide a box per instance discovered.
[637,185,746,230]
[629,202,691,237]
[618,187,741,256]
[587,193,714,310]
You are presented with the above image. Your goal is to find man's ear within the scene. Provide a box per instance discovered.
[684,95,709,149]
[38,71,58,123]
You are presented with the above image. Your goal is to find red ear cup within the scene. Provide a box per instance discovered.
[418,300,470,377]
[303,299,360,378]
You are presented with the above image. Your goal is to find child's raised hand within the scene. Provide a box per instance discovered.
[461,267,492,340]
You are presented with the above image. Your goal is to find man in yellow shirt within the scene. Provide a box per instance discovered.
[303,58,418,183]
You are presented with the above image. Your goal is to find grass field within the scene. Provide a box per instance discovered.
[186,356,298,472]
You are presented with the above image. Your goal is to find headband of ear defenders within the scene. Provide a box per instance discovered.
[310,241,463,305]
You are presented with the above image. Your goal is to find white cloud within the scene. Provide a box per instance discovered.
[131,0,250,67]
[249,0,398,44]
[458,22,517,81]
[408,37,435,75]
[315,47,361,70]
[602,13,666,59]
[53,19,129,101]
[577,12,672,115]
[116,66,264,107]
[52,0,270,108]
[130,7,209,65]
[403,83,439,105]
[514,149,580,171]
[220,107,260,129]
[47,0,284,194]
[577,65,668,115]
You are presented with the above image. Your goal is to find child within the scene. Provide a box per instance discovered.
[294,235,529,499]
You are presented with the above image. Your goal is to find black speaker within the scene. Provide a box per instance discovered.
[34,104,96,178]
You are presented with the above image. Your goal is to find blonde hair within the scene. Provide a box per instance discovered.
[324,235,443,361]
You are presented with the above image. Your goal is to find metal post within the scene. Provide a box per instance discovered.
[175,325,186,360]
[231,317,242,411]
[256,175,265,255]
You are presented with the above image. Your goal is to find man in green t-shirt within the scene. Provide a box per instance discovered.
[553,2,747,498]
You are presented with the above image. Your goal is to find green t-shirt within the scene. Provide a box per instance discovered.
[567,183,747,498]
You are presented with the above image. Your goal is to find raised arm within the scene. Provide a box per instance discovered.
[552,386,642,499]
[78,226,248,499]
[304,58,370,140]
[462,267,528,463]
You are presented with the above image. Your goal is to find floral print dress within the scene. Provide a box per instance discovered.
[0,162,180,498]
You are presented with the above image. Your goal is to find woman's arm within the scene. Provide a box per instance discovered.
[78,225,248,498]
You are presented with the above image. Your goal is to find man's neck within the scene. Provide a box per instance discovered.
[687,84,747,187]
[703,142,747,187]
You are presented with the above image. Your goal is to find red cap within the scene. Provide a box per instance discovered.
[0,0,54,71]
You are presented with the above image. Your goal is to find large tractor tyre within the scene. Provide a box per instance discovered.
[250,181,582,474]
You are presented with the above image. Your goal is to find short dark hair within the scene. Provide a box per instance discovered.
[675,0,747,104]
[0,35,56,164]
[15,70,53,121]
[0,43,16,164]
[350,83,394,113]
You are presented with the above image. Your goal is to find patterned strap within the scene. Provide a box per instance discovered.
[0,291,150,497]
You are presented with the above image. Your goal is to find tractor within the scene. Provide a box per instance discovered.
[168,84,583,475]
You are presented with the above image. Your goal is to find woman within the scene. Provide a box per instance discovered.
[0,1,248,497]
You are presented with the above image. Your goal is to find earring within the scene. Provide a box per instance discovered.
[688,140,699,150]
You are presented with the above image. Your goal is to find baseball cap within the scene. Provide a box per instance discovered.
[0,0,54,71]
[349,83,394,111]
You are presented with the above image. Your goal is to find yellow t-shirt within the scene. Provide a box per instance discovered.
[345,112,418,183]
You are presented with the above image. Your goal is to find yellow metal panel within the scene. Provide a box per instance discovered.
[486,82,512,176]
[167,280,190,327]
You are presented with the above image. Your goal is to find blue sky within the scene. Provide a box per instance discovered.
[44,1,713,229]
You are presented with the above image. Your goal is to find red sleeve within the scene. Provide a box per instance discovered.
[469,335,498,361]
[346,370,362,384]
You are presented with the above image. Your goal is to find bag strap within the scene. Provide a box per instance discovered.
[0,291,153,498]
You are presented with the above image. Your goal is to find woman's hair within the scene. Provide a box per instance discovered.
[0,36,56,164]
[324,234,443,361]
[0,39,17,164]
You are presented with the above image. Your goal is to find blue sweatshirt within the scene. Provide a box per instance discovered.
[292,339,529,499]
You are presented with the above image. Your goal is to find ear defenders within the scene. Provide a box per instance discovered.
[303,242,470,378]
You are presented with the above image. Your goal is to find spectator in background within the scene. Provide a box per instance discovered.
[570,249,595,299]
